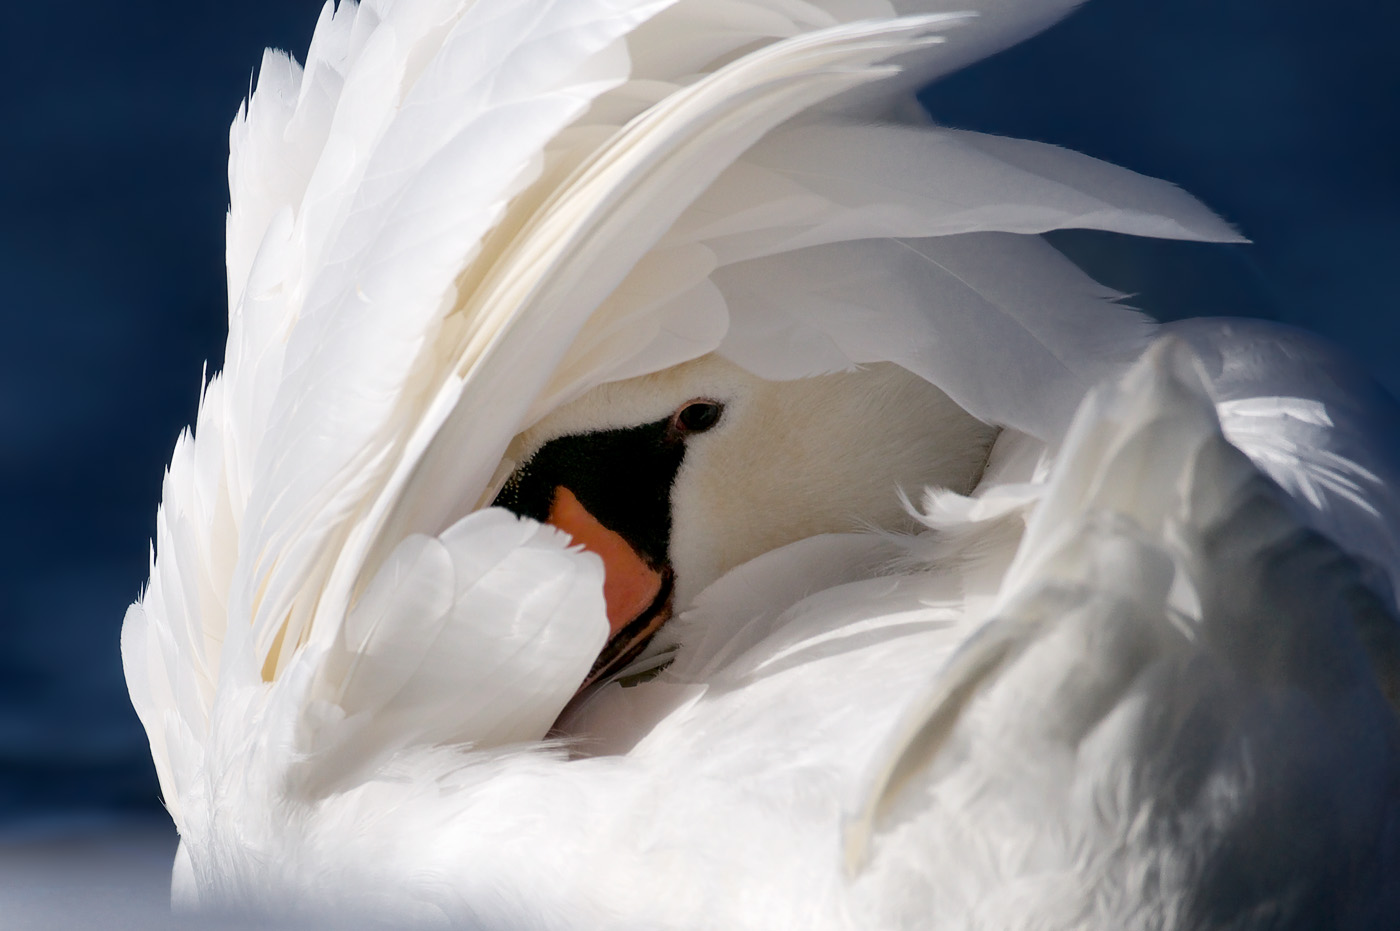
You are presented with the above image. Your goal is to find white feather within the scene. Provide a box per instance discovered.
[715,233,1154,438]
[294,510,607,794]
[121,1,1400,926]
[844,338,1400,926]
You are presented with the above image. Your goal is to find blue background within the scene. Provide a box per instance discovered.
[2,0,1397,830]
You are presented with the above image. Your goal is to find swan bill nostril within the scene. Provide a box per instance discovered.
[547,485,663,639]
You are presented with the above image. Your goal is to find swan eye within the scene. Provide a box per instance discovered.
[674,400,723,434]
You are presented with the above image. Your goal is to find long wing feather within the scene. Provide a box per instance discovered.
[714,234,1152,438]
[669,123,1242,266]
[127,0,674,832]
[240,0,674,682]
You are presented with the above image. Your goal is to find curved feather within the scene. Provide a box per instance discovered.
[293,510,607,795]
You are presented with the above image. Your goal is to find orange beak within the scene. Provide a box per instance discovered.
[547,486,662,636]
[546,486,673,687]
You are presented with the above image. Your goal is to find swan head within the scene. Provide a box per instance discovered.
[494,354,998,685]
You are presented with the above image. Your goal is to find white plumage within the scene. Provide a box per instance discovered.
[122,0,1400,927]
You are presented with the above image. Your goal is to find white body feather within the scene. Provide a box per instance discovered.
[122,0,1400,927]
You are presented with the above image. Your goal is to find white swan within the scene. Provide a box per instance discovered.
[121,0,1400,926]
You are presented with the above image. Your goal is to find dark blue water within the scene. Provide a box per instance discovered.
[2,0,1396,831]
[1,1,326,825]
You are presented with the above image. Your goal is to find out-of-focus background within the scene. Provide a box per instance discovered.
[1,0,1396,920]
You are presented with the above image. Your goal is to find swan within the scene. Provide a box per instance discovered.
[495,355,997,686]
[120,0,1400,926]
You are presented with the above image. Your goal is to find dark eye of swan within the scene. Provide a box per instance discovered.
[674,400,723,435]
